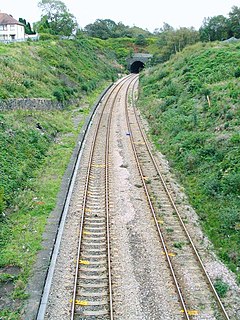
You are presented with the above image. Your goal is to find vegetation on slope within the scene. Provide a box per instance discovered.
[0,38,118,100]
[0,38,119,319]
[138,41,240,281]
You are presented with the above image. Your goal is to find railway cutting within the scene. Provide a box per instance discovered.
[38,75,231,320]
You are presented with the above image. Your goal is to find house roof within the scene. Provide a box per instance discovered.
[0,13,24,26]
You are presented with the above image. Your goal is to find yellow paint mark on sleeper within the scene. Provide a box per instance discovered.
[161,251,176,257]
[85,208,92,212]
[181,310,199,316]
[75,300,89,306]
[83,231,91,235]
[157,219,164,224]
[80,260,90,265]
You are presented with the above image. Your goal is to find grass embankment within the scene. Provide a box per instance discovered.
[0,39,119,319]
[138,41,240,281]
[0,38,118,99]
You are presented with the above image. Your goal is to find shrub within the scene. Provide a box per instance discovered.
[23,79,34,88]
[234,68,240,78]
[53,88,65,101]
[39,33,59,41]
[214,278,229,298]
[222,172,240,195]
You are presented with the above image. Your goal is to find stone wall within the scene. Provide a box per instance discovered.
[0,98,65,111]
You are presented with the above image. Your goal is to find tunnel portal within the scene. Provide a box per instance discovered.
[130,61,145,73]
[127,53,152,73]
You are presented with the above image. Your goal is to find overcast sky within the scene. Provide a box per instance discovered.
[0,0,238,31]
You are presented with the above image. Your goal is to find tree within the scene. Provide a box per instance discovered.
[37,0,78,36]
[155,23,199,62]
[199,15,229,41]
[19,18,35,34]
[228,6,240,38]
[135,34,148,46]
[84,19,117,39]
[83,19,134,39]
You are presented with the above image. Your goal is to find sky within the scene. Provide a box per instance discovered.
[0,0,239,31]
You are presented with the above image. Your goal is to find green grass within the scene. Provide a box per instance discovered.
[138,41,240,281]
[0,82,108,319]
[0,36,122,319]
[0,38,119,100]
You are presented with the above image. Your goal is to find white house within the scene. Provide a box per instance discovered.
[0,12,25,41]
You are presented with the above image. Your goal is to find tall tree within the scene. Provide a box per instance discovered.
[19,18,35,34]
[155,23,199,62]
[199,15,229,41]
[37,0,78,36]
[228,6,240,38]
[84,19,118,39]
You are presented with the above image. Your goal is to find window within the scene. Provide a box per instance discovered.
[10,25,15,31]
[0,25,7,31]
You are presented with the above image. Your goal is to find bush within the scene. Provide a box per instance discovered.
[39,33,59,41]
[23,79,34,88]
[214,278,229,298]
[234,68,240,78]
[53,88,65,101]
[219,207,239,235]
[222,172,240,195]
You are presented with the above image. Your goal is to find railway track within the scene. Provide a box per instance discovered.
[41,74,233,319]
[70,75,138,319]
[124,77,230,320]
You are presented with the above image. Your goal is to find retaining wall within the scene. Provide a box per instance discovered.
[0,98,65,111]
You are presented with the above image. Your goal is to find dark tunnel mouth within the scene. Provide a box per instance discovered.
[130,61,145,73]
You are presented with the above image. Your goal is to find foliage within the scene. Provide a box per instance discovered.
[37,0,78,36]
[83,19,152,39]
[135,34,148,46]
[0,187,4,216]
[0,87,106,317]
[138,41,240,279]
[199,16,229,41]
[199,6,240,41]
[18,18,35,35]
[153,24,199,63]
[0,38,119,100]
[229,6,240,38]
[214,278,229,298]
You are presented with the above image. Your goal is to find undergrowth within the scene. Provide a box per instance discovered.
[0,84,108,319]
[138,41,240,282]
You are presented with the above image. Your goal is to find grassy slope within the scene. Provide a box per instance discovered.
[0,38,118,99]
[0,38,119,319]
[138,41,240,281]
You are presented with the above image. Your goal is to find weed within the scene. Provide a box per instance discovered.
[214,278,229,298]
[173,241,185,249]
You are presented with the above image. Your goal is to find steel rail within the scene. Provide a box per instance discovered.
[70,74,135,319]
[130,77,230,320]
[125,75,191,319]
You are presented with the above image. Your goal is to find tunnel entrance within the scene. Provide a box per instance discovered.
[130,61,145,73]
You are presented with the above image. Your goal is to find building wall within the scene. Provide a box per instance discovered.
[0,24,25,40]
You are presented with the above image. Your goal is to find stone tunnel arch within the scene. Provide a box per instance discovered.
[130,60,145,73]
[127,53,152,73]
